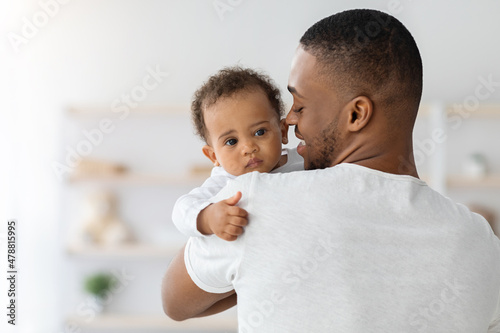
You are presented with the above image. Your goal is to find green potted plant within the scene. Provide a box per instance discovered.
[84,272,117,313]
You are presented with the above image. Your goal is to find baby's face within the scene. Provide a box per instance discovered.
[203,89,286,176]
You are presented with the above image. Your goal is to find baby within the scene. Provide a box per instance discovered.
[172,66,303,241]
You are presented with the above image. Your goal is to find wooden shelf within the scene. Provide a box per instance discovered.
[68,173,210,186]
[66,243,184,258]
[415,104,500,120]
[447,175,500,188]
[65,313,237,331]
[447,104,500,118]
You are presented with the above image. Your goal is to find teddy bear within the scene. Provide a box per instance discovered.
[80,191,134,245]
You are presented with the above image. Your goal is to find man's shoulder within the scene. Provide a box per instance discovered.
[250,168,318,183]
[216,169,320,200]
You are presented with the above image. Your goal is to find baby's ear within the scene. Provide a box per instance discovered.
[280,119,289,144]
[202,145,220,166]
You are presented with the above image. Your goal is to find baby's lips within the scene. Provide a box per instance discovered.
[246,158,263,167]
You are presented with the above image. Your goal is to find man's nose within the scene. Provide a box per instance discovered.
[285,109,297,125]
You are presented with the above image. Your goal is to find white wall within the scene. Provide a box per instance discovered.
[2,0,500,332]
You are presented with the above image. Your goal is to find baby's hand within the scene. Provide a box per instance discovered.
[197,192,248,241]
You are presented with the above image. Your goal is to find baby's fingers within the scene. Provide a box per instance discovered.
[228,206,248,218]
[225,224,244,237]
[229,216,248,227]
[219,233,238,242]
[217,222,245,242]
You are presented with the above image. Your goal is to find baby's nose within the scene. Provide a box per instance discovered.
[242,140,258,154]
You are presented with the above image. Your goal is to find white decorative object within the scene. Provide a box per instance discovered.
[80,191,135,245]
[463,153,487,178]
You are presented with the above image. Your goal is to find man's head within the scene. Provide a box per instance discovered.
[286,9,422,171]
[192,67,288,176]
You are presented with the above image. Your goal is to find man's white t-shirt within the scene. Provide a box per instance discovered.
[184,163,500,332]
[172,148,303,237]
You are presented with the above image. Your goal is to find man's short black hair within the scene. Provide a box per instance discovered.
[300,9,423,123]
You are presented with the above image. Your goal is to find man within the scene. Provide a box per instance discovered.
[162,9,500,332]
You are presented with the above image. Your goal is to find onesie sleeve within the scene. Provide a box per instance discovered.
[171,167,235,237]
[183,172,255,293]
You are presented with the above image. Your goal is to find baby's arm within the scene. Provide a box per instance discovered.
[197,191,248,241]
[172,167,247,240]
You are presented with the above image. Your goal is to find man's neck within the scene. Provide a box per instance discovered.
[332,140,419,178]
[352,155,419,178]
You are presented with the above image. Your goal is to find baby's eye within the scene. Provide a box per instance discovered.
[255,128,266,136]
[225,138,237,146]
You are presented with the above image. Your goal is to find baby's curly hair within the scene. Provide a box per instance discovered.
[191,66,284,143]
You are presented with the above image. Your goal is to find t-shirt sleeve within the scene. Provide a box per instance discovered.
[488,240,500,332]
[488,287,500,332]
[488,315,500,333]
[183,173,254,293]
[171,167,234,237]
[487,236,500,332]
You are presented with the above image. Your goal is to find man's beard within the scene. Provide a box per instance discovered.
[306,118,340,170]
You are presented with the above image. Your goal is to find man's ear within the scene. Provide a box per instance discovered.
[346,96,373,132]
[280,119,289,144]
[202,145,220,166]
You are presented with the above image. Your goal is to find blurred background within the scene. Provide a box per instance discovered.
[1,0,500,332]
